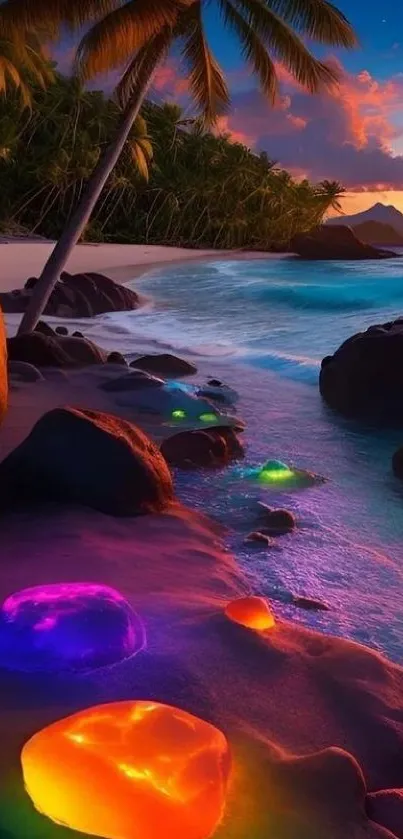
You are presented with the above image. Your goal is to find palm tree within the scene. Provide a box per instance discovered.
[317,179,346,214]
[2,0,357,334]
[0,30,54,108]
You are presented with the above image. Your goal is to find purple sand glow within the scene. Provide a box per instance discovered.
[0,582,146,673]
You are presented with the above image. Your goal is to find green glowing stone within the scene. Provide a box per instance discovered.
[171,409,186,420]
[258,460,294,483]
[199,413,218,423]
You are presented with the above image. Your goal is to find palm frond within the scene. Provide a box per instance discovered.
[178,1,230,125]
[115,26,173,107]
[75,0,183,81]
[231,0,340,92]
[262,0,357,47]
[0,0,120,34]
[218,0,278,101]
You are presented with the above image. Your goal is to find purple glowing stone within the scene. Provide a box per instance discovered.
[0,583,146,673]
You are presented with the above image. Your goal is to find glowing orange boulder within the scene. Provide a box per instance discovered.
[21,700,231,839]
[225,596,275,631]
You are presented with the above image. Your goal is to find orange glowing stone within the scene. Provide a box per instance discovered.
[225,596,275,630]
[21,700,231,839]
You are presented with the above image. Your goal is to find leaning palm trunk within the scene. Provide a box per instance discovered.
[18,79,152,334]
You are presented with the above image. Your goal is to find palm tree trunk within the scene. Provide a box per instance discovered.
[18,77,153,335]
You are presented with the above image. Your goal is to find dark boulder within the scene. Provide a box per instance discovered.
[130,353,197,377]
[107,351,127,366]
[73,331,85,338]
[257,504,296,534]
[100,370,164,392]
[8,361,44,382]
[35,320,55,336]
[55,326,69,336]
[7,332,107,368]
[0,272,140,318]
[320,318,403,423]
[0,407,174,516]
[161,426,244,468]
[291,225,398,260]
[244,531,275,548]
[392,447,403,479]
[291,595,329,611]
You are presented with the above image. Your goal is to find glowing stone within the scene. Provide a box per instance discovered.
[0,583,145,673]
[225,596,275,631]
[171,409,187,420]
[21,700,231,839]
[258,460,294,483]
[199,412,218,423]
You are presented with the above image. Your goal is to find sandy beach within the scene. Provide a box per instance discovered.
[1,241,403,839]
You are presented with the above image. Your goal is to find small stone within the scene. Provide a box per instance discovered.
[257,504,296,534]
[292,595,329,611]
[107,351,127,366]
[72,330,84,338]
[55,326,69,336]
[244,531,275,547]
[130,353,197,377]
[225,596,275,630]
[21,701,231,839]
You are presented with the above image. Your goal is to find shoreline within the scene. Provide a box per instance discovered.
[1,242,403,838]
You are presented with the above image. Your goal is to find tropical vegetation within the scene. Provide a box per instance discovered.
[0,0,356,332]
[0,74,344,248]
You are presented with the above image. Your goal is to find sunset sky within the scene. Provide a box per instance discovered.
[60,1,403,215]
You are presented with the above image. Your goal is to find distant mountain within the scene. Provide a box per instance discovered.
[352,220,403,246]
[327,202,403,236]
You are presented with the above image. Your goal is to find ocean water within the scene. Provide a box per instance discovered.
[98,257,403,662]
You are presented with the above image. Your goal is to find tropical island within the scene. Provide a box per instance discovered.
[1,3,403,839]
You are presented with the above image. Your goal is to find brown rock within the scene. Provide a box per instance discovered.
[0,306,7,424]
[161,427,244,468]
[244,531,275,547]
[107,352,128,366]
[257,504,296,534]
[7,332,107,368]
[0,407,174,516]
[131,353,197,377]
[291,225,397,260]
[292,595,329,611]
[35,320,55,336]
[55,326,69,336]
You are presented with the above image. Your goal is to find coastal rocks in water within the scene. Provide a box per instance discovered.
[244,531,275,548]
[130,353,197,377]
[320,318,403,422]
[21,701,231,839]
[161,427,244,468]
[7,332,107,368]
[0,271,140,318]
[100,370,164,392]
[8,360,44,383]
[291,225,398,260]
[257,504,296,534]
[0,407,174,516]
[0,583,146,673]
[197,380,238,406]
[107,351,127,366]
[291,595,329,611]
[392,446,403,479]
[0,305,7,424]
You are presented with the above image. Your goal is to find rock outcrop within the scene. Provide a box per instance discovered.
[0,271,140,318]
[0,407,174,516]
[291,225,398,260]
[7,332,107,368]
[161,426,244,468]
[130,353,197,377]
[320,317,403,423]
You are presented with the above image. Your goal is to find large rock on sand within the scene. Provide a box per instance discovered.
[161,427,244,468]
[0,306,7,423]
[319,318,403,423]
[0,408,174,516]
[0,272,140,318]
[130,354,197,377]
[291,225,397,260]
[7,332,107,368]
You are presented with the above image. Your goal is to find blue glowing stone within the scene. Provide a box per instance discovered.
[0,583,146,673]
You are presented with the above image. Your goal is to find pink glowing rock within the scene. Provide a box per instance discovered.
[225,596,275,630]
[0,582,145,672]
[22,700,231,839]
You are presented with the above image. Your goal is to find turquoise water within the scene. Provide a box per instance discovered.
[103,257,403,662]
